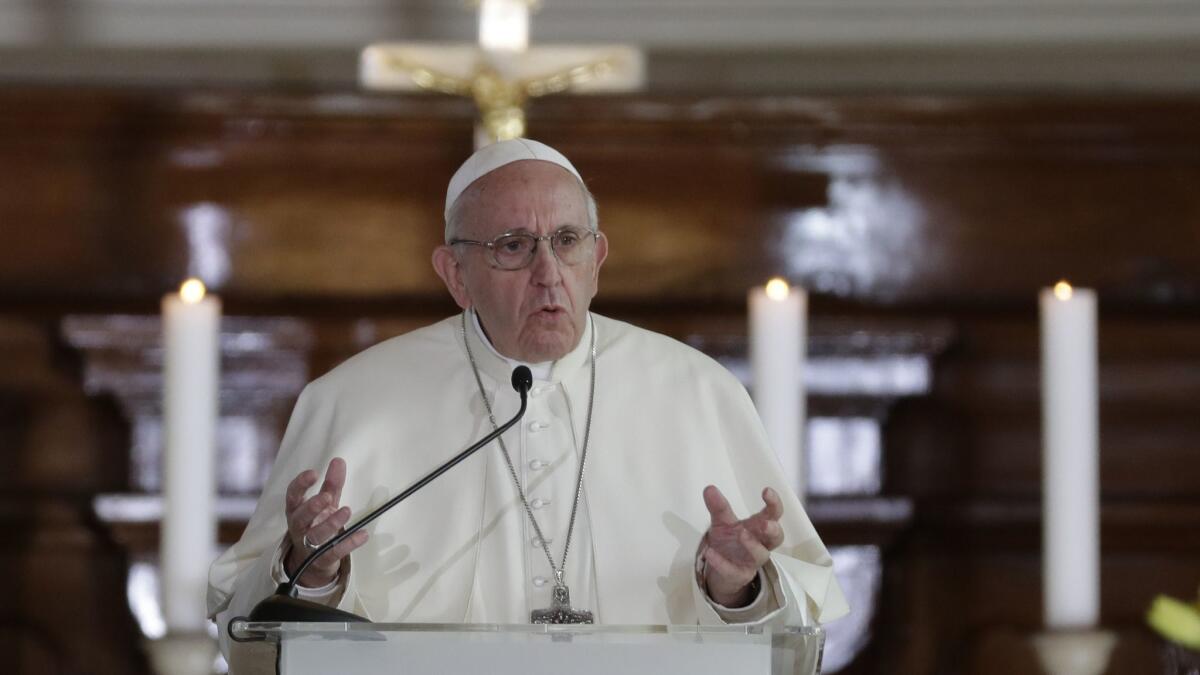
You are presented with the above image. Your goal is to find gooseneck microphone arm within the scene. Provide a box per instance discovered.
[282,366,532,596]
[238,366,534,625]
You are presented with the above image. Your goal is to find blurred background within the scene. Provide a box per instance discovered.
[2,1,1199,673]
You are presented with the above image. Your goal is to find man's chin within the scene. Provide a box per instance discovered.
[518,328,578,363]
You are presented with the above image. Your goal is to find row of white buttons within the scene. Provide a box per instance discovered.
[527,390,554,590]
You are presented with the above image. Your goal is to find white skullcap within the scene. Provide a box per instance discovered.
[444,138,583,226]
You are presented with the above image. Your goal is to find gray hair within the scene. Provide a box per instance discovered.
[444,179,600,243]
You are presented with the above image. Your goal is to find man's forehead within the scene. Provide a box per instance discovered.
[456,163,588,234]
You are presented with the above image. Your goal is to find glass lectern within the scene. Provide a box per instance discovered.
[229,621,825,675]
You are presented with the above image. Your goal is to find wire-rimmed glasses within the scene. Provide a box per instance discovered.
[449,226,602,271]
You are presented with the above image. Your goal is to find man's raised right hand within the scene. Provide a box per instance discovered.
[283,457,369,588]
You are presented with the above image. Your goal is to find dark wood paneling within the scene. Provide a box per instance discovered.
[2,89,1200,306]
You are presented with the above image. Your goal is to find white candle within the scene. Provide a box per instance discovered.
[479,0,530,53]
[161,278,220,633]
[1040,281,1100,629]
[749,278,808,501]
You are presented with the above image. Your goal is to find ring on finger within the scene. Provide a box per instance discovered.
[302,532,323,551]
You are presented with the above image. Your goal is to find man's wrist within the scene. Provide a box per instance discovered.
[284,541,337,588]
[697,545,764,609]
[708,573,761,609]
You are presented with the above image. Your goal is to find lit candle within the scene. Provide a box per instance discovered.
[161,278,220,633]
[749,278,808,501]
[479,0,530,53]
[1040,280,1100,629]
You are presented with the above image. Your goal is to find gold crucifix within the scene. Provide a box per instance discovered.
[360,0,644,147]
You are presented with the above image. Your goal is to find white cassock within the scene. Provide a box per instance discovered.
[208,312,849,657]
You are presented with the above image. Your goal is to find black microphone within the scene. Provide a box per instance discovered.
[236,366,534,627]
[511,363,533,395]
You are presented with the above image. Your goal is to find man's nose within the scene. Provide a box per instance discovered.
[528,238,563,285]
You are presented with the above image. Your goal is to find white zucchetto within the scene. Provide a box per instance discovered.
[444,138,583,237]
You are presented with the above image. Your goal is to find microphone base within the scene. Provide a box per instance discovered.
[247,589,369,623]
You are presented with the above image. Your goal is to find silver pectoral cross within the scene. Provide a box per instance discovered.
[531,584,594,625]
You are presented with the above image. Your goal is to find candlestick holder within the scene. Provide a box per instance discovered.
[1162,642,1200,675]
[1032,629,1116,675]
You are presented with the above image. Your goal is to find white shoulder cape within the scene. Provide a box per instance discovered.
[209,314,848,646]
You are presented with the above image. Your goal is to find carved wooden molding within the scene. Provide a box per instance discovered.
[61,314,313,493]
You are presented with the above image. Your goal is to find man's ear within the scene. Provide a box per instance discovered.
[592,232,609,283]
[432,245,472,310]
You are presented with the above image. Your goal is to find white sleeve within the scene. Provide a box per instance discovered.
[692,546,815,627]
[270,538,347,602]
[703,569,774,623]
[208,381,368,662]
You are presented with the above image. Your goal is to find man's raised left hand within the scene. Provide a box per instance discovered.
[700,485,785,608]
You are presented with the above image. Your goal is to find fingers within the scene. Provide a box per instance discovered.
[758,487,784,521]
[737,527,772,567]
[702,543,757,594]
[755,518,785,550]
[293,529,370,586]
[746,487,785,550]
[703,485,739,527]
[285,470,318,513]
[708,527,772,567]
[305,506,352,548]
[703,545,749,583]
[309,505,336,531]
[318,457,347,506]
[281,459,360,587]
[287,491,333,539]
[314,531,369,570]
[285,458,349,538]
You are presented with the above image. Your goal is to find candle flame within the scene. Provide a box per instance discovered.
[179,278,207,304]
[1053,281,1073,301]
[765,278,790,301]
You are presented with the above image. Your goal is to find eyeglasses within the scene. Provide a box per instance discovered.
[449,226,602,271]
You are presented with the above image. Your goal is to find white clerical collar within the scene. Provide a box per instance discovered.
[470,309,553,381]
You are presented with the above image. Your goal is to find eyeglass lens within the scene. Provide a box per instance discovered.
[491,229,594,269]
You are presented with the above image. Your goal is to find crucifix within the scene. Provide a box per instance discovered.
[360,0,644,148]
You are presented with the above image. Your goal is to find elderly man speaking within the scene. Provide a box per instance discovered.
[208,139,848,654]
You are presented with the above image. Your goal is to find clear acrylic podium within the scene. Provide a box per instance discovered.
[229,621,825,675]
